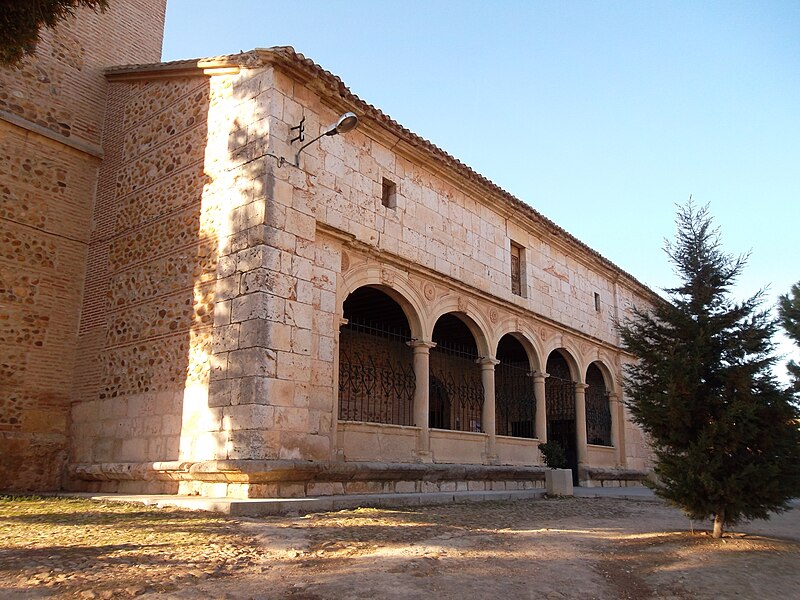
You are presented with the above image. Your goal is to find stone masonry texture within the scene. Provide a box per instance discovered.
[3,17,656,496]
[0,0,167,492]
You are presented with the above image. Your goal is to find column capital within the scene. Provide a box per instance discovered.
[339,317,349,327]
[575,383,589,391]
[477,356,500,367]
[407,339,436,351]
[532,370,549,381]
[608,391,620,402]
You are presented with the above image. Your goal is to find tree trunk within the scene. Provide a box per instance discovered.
[712,510,725,538]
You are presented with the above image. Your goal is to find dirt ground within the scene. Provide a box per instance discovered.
[1,495,798,600]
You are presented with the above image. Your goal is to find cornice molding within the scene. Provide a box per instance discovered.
[316,221,636,362]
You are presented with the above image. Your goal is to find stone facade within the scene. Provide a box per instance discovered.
[0,1,167,491]
[2,12,655,497]
[60,49,655,498]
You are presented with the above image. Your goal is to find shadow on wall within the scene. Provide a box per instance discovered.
[68,75,223,492]
[0,112,99,491]
[199,74,277,465]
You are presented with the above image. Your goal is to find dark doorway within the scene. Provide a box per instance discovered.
[586,363,612,446]
[545,350,578,484]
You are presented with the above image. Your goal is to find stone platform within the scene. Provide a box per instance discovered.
[64,486,657,517]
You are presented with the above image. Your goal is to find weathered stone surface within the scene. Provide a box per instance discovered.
[0,1,167,492]
[545,469,574,496]
[5,17,657,496]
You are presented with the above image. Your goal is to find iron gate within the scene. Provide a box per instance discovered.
[429,344,484,432]
[586,386,612,446]
[338,322,415,425]
[496,362,535,438]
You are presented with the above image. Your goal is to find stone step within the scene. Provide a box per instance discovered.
[62,485,656,517]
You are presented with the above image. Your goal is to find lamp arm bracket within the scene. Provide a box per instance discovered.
[294,131,328,166]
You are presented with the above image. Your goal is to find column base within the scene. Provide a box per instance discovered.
[482,453,499,465]
[413,451,434,464]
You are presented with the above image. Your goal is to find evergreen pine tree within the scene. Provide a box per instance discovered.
[618,203,800,538]
[778,282,800,391]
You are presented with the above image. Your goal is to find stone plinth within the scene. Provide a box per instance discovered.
[545,469,574,496]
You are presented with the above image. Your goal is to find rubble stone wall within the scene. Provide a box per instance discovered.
[0,0,166,145]
[0,0,166,492]
[68,75,216,494]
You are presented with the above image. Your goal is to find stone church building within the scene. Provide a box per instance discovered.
[1,1,655,498]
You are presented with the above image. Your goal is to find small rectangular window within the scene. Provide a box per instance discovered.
[511,242,523,296]
[594,292,601,312]
[381,177,397,209]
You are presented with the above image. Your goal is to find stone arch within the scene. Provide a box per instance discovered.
[585,358,616,392]
[339,263,425,340]
[544,346,581,382]
[338,285,416,426]
[428,296,492,358]
[492,319,544,373]
[429,311,485,433]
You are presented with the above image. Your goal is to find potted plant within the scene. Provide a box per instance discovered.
[538,441,573,496]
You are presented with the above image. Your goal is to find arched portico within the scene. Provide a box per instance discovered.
[338,286,416,425]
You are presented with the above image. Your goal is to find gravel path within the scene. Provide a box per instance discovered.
[1,495,798,599]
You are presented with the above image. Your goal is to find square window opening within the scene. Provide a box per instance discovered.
[381,177,397,209]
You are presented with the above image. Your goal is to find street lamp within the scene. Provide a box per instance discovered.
[294,112,359,166]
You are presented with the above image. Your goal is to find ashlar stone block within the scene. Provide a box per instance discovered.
[227,347,277,379]
[227,429,279,460]
[223,404,275,431]
[545,469,574,496]
[230,292,284,323]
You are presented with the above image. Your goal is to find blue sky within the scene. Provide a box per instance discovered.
[161,0,799,376]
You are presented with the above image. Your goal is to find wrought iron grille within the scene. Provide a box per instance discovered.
[586,386,612,446]
[338,321,415,426]
[429,344,484,432]
[496,362,535,438]
[546,375,576,420]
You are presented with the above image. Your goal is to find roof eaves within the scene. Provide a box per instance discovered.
[104,51,267,80]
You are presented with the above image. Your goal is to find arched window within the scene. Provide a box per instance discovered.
[585,363,612,446]
[338,287,415,425]
[430,314,483,432]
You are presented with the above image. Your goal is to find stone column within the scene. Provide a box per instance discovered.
[575,383,589,477]
[608,391,622,465]
[479,357,500,464]
[409,340,436,461]
[331,317,349,461]
[532,371,548,444]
